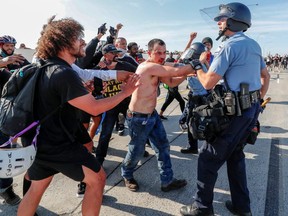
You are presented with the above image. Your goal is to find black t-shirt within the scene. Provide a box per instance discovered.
[103,61,136,98]
[35,57,89,160]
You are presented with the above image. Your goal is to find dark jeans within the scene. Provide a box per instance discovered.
[194,102,260,212]
[121,110,174,185]
[96,100,129,163]
[161,86,185,113]
[0,131,13,189]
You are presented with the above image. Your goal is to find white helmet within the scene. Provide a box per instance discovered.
[0,144,36,178]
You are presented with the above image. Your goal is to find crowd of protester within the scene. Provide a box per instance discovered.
[264,53,288,72]
[0,2,273,215]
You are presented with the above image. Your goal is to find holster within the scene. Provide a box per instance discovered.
[188,86,231,143]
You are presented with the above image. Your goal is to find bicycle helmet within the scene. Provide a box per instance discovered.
[0,143,36,178]
[180,42,206,63]
[0,35,17,44]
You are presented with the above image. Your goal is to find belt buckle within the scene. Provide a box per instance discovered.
[127,109,133,118]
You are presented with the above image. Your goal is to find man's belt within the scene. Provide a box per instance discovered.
[127,109,154,118]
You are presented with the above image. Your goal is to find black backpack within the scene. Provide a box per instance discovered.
[0,61,55,136]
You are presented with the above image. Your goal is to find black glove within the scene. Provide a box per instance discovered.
[98,23,107,35]
[109,26,118,37]
[189,59,202,70]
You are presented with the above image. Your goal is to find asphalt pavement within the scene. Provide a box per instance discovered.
[1,69,287,216]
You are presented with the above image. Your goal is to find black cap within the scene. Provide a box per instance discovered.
[102,44,122,55]
[202,37,213,47]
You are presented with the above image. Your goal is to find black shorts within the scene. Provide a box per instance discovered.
[28,146,101,181]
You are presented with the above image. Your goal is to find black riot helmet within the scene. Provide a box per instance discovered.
[180,42,206,63]
[214,2,251,32]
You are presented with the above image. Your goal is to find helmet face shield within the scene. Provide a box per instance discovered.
[180,42,206,63]
[214,4,235,21]
[181,48,196,62]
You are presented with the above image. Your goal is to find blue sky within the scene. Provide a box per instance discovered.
[2,0,288,56]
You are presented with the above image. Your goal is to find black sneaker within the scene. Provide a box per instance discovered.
[180,203,214,216]
[118,124,125,136]
[225,200,252,216]
[160,115,168,120]
[180,147,198,154]
[0,185,21,206]
[123,178,139,192]
[161,178,187,192]
[76,182,86,198]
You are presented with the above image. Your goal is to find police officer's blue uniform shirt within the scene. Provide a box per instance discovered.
[209,32,266,92]
[188,64,208,96]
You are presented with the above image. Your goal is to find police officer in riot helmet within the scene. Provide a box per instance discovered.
[179,42,208,154]
[215,2,251,41]
[180,2,270,216]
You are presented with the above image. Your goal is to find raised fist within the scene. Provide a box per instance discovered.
[116,23,123,30]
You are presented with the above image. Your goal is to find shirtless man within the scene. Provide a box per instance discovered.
[121,38,197,192]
